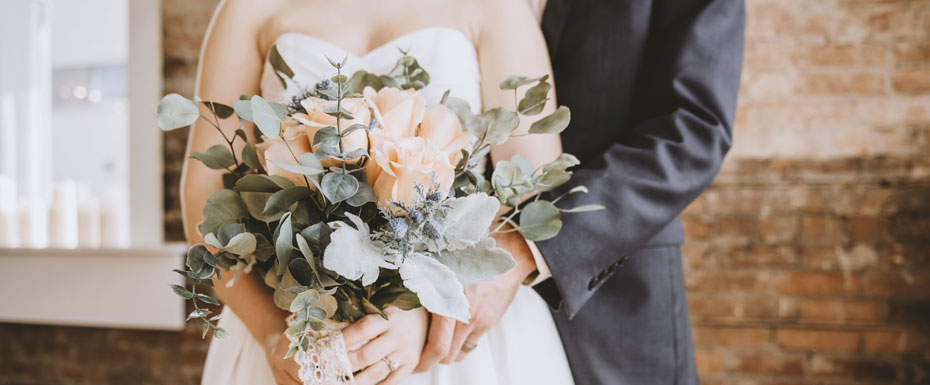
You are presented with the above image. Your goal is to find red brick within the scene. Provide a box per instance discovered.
[775,271,860,296]
[809,355,899,382]
[686,270,772,293]
[757,217,799,244]
[693,326,771,348]
[846,217,887,240]
[715,244,798,267]
[894,41,930,67]
[729,353,805,376]
[796,72,887,95]
[695,350,724,375]
[777,328,861,352]
[689,294,796,321]
[863,330,930,353]
[893,68,930,94]
[800,215,845,243]
[862,271,930,298]
[799,299,888,324]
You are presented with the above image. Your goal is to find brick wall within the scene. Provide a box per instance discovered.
[3,0,929,384]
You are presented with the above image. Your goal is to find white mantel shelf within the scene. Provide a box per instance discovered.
[0,244,188,331]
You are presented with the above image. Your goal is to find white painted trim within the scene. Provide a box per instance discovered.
[128,0,163,247]
[0,244,187,330]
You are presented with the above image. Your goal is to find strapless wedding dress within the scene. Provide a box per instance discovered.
[200,27,575,385]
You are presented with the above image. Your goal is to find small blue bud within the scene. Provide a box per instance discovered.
[315,79,332,90]
[422,219,443,240]
[408,210,424,223]
[426,191,443,203]
[388,218,408,239]
[369,118,379,130]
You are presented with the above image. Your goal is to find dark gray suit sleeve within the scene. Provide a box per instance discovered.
[535,0,746,318]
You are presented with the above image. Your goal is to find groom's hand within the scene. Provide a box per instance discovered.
[414,228,537,372]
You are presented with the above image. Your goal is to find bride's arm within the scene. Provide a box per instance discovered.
[180,0,300,382]
[417,0,561,370]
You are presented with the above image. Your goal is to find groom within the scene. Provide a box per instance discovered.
[418,0,745,384]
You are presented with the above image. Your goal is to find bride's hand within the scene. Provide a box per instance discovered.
[265,333,303,385]
[343,306,428,385]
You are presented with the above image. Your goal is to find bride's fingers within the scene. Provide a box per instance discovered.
[441,321,472,364]
[348,336,395,372]
[415,315,455,373]
[454,333,483,363]
[377,363,415,385]
[353,357,393,385]
[343,314,390,347]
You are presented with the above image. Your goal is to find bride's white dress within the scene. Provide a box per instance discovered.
[200,27,575,385]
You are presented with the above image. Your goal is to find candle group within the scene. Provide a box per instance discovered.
[0,176,129,249]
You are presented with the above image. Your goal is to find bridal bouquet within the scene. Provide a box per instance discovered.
[157,48,597,384]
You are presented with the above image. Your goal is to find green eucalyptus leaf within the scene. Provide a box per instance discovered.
[345,182,375,207]
[299,223,333,255]
[499,75,542,90]
[478,108,519,145]
[529,106,571,134]
[234,174,293,192]
[242,144,260,170]
[202,101,235,119]
[562,204,606,213]
[268,45,295,88]
[269,153,324,176]
[320,173,359,203]
[170,284,194,299]
[275,212,294,275]
[197,189,249,236]
[519,201,563,241]
[312,126,340,147]
[250,95,282,138]
[190,145,236,170]
[156,93,199,131]
[213,327,229,339]
[289,289,320,313]
[271,102,288,119]
[196,293,221,306]
[263,186,311,216]
[518,80,551,116]
[234,99,253,122]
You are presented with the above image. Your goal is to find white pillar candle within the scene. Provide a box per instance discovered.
[0,175,18,247]
[49,180,78,248]
[18,197,48,248]
[77,196,101,249]
[100,186,130,248]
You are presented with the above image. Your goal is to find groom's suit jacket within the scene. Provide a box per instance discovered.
[536,0,745,383]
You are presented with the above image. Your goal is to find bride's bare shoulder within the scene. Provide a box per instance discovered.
[454,0,537,35]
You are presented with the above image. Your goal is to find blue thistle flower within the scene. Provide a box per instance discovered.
[408,209,424,223]
[426,191,443,203]
[422,219,443,240]
[388,218,408,239]
[315,79,332,90]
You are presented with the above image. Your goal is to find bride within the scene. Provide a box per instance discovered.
[180,0,572,384]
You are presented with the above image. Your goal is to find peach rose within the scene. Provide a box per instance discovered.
[366,87,426,142]
[294,97,371,167]
[367,137,455,209]
[256,118,313,187]
[418,105,472,165]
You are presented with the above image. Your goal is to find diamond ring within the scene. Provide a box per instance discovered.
[382,357,399,372]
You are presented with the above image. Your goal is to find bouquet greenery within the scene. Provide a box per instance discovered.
[157,47,598,378]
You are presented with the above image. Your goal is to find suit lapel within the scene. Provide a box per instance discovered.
[541,0,573,56]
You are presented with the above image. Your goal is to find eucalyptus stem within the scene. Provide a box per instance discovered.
[335,65,348,173]
[199,112,241,175]
[280,133,312,188]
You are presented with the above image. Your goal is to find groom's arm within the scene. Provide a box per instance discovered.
[535,0,746,318]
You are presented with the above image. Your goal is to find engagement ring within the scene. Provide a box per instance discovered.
[462,342,477,353]
[382,357,399,372]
